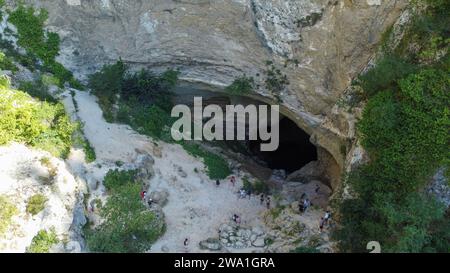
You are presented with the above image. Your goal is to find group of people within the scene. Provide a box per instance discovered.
[216,176,272,209]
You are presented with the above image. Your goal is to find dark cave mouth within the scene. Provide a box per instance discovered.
[173,82,319,175]
[247,117,318,174]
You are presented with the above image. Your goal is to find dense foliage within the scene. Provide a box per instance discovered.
[85,170,164,253]
[103,169,138,192]
[27,229,59,253]
[0,77,75,158]
[334,1,450,253]
[8,5,81,88]
[88,60,177,139]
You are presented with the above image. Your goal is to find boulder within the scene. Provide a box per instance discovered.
[286,161,322,183]
[161,245,170,252]
[252,237,266,248]
[199,238,222,251]
[134,154,155,180]
[149,189,169,207]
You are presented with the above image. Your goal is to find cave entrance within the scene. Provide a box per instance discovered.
[173,81,321,178]
[247,117,318,174]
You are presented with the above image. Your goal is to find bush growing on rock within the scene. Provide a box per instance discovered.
[85,181,164,253]
[0,79,76,158]
[0,195,17,236]
[225,76,254,95]
[27,229,59,253]
[88,60,178,128]
[26,194,48,216]
[103,169,138,192]
[181,142,231,180]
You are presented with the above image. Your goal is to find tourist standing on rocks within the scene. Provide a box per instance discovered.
[184,238,189,247]
[319,217,325,232]
[323,210,331,225]
[299,200,305,213]
[260,194,264,205]
[230,176,236,187]
[216,180,220,187]
[140,190,146,200]
[303,199,311,212]
[239,189,246,199]
[266,197,271,209]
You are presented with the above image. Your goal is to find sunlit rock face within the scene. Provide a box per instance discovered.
[18,0,406,171]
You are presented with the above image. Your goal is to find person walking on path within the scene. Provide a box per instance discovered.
[216,180,220,187]
[183,238,189,247]
[319,218,325,232]
[260,194,264,205]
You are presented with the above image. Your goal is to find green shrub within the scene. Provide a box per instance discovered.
[26,194,48,216]
[85,177,164,253]
[41,74,61,87]
[19,78,56,103]
[88,61,178,132]
[83,139,96,163]
[0,195,18,236]
[291,246,320,253]
[0,84,76,158]
[0,51,18,72]
[181,142,231,180]
[88,60,126,119]
[27,228,59,253]
[264,63,289,94]
[358,56,417,97]
[103,169,138,192]
[225,76,254,95]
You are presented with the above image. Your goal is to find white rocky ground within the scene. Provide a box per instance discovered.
[0,143,84,253]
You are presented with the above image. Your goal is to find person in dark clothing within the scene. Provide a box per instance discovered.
[260,194,264,205]
[299,200,305,213]
[216,180,220,187]
[319,218,324,232]
[266,197,271,209]
[315,184,320,193]
[184,238,189,246]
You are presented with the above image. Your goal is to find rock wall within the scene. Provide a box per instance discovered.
[15,0,406,174]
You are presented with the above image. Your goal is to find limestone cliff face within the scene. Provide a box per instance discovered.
[18,0,406,170]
